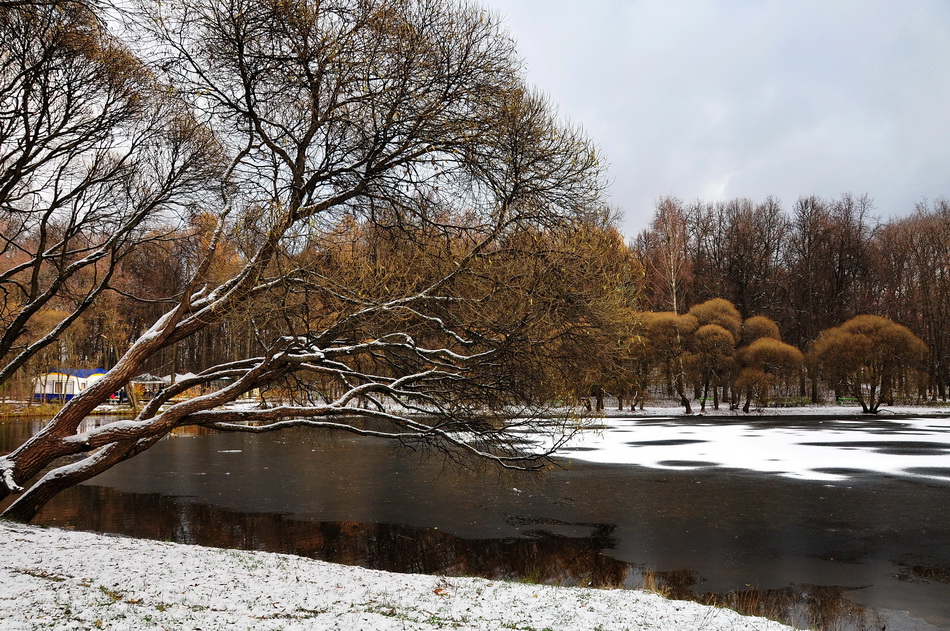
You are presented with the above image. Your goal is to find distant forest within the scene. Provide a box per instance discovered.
[1,4,944,417]
[631,193,949,405]
[4,192,948,412]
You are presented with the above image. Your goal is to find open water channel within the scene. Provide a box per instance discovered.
[2,413,949,630]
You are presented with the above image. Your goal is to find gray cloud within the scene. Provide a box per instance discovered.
[484,0,950,237]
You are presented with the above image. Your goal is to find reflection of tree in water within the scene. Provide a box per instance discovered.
[34,485,629,588]
[707,584,885,631]
[33,484,895,630]
[637,568,885,631]
[897,564,950,584]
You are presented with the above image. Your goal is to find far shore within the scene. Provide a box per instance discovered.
[2,399,949,421]
[0,402,129,419]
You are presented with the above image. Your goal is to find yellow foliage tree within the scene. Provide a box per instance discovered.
[691,324,736,412]
[640,311,698,413]
[809,315,927,413]
[740,315,781,346]
[687,298,742,341]
[686,298,742,411]
[735,337,804,412]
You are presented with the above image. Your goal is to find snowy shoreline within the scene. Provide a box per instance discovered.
[0,521,796,631]
[575,403,950,418]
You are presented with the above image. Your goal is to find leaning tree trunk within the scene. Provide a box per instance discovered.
[742,388,752,413]
[0,290,224,509]
[675,376,692,415]
[0,337,162,505]
[3,441,135,522]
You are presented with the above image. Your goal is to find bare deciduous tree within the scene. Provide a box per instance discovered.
[872,200,950,401]
[633,196,691,315]
[0,1,222,390]
[684,197,788,318]
[781,194,877,351]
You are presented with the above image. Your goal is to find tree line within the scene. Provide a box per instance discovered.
[632,194,949,402]
[600,298,927,416]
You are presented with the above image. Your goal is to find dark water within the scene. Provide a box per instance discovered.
[2,418,949,630]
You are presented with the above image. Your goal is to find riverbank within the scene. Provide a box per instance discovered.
[0,521,796,631]
[587,402,950,418]
[3,397,948,421]
[0,401,130,419]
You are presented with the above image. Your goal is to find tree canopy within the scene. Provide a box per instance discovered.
[809,315,927,413]
[633,194,949,400]
[0,1,221,388]
[0,0,620,521]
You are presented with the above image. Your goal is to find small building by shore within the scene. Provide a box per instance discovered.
[32,368,107,402]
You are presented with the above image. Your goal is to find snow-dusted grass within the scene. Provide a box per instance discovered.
[0,521,796,631]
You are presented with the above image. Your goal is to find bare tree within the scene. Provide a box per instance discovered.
[1,0,610,521]
[634,196,691,314]
[781,194,877,352]
[872,200,950,401]
[0,2,221,390]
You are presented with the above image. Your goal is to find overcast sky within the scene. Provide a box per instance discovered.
[482,0,950,238]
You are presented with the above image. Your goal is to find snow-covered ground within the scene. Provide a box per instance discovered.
[0,521,796,631]
[553,408,950,483]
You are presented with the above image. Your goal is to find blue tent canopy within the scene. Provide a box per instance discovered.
[47,368,107,378]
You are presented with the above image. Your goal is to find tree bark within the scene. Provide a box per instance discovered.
[3,436,160,522]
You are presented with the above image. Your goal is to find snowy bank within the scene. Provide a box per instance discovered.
[0,521,796,631]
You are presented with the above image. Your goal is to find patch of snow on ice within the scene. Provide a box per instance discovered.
[553,415,950,483]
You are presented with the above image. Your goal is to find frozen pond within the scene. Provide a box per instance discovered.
[2,413,950,630]
[557,414,950,483]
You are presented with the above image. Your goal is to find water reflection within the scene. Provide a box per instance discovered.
[36,484,631,588]
[0,414,148,448]
[33,483,906,631]
[3,418,950,631]
[640,568,887,630]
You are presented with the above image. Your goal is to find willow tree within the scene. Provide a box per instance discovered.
[809,315,927,413]
[686,298,741,410]
[691,324,735,412]
[734,337,803,413]
[740,315,781,347]
[640,311,698,413]
[0,0,610,521]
